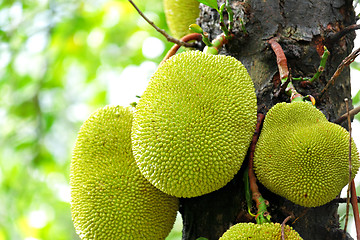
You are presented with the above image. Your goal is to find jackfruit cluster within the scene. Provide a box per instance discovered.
[219,222,303,240]
[254,102,360,207]
[132,50,257,198]
[70,105,178,239]
[164,0,200,39]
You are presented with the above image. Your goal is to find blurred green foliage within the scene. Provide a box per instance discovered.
[0,0,181,239]
[2,0,360,239]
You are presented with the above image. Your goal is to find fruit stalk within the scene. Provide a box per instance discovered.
[320,47,360,98]
[203,33,233,55]
[248,113,271,224]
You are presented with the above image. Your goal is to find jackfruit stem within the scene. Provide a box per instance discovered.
[189,24,212,47]
[219,0,234,39]
[203,34,231,55]
[247,113,271,224]
[226,0,234,33]
[244,168,256,217]
[292,46,330,82]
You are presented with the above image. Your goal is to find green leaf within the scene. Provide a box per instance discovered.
[196,238,209,240]
[189,24,203,34]
[197,0,218,11]
[353,90,360,105]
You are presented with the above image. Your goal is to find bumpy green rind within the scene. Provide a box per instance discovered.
[70,105,179,240]
[219,222,303,240]
[132,51,257,198]
[254,102,360,207]
[164,0,200,39]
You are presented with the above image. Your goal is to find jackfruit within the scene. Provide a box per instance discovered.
[253,102,360,207]
[70,105,179,239]
[164,0,200,39]
[219,222,303,240]
[132,50,257,198]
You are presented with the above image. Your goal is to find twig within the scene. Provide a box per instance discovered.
[328,24,360,43]
[160,33,202,64]
[292,47,330,83]
[248,114,270,224]
[128,0,195,48]
[351,180,360,240]
[292,209,310,225]
[332,196,360,203]
[320,47,360,98]
[281,216,292,240]
[308,46,330,82]
[343,98,360,240]
[344,98,352,233]
[334,105,360,124]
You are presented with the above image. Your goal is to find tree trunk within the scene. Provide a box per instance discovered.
[179,0,356,239]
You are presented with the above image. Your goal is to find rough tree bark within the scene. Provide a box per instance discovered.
[179,0,356,239]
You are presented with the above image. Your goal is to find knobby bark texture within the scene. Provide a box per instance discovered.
[179,0,356,239]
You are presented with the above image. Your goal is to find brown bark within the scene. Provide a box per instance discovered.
[179,0,356,239]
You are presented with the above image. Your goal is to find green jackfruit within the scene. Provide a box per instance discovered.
[164,0,200,39]
[254,102,360,207]
[70,105,178,240]
[219,222,303,240]
[132,51,257,198]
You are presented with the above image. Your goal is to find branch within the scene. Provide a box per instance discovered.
[128,0,196,48]
[160,33,202,64]
[320,47,360,98]
[351,180,360,240]
[334,105,360,124]
[344,98,352,233]
[328,24,360,43]
[333,196,360,203]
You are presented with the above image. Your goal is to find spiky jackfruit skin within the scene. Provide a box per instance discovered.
[219,222,303,240]
[70,105,178,240]
[254,102,360,207]
[164,0,200,39]
[132,51,257,198]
